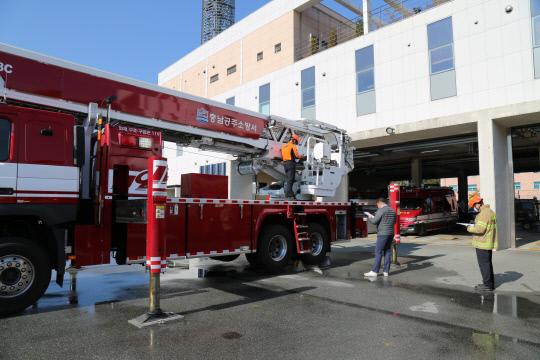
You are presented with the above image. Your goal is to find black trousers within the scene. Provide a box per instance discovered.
[284,161,296,197]
[476,248,494,288]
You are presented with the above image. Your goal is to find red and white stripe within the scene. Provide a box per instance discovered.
[167,198,354,206]
[146,256,166,273]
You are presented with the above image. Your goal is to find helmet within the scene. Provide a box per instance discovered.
[469,195,483,209]
[292,134,300,142]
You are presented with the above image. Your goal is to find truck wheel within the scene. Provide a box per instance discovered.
[297,223,328,265]
[255,224,293,272]
[210,254,240,262]
[417,224,427,237]
[523,222,532,230]
[446,222,454,233]
[0,237,51,315]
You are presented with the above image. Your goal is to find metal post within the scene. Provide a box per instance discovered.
[129,157,183,328]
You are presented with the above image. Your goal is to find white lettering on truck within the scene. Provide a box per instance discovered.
[0,63,13,73]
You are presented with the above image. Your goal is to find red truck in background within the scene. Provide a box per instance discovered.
[0,43,367,315]
[399,186,458,236]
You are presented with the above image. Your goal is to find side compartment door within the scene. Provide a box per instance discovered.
[0,112,17,204]
[186,204,252,255]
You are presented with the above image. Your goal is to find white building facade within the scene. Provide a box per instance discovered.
[159,0,540,249]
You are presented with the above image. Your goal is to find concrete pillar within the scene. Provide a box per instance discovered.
[229,160,255,200]
[477,118,515,249]
[457,170,468,210]
[363,0,372,34]
[411,159,422,187]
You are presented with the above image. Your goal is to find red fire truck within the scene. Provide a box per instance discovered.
[399,186,458,236]
[0,43,366,315]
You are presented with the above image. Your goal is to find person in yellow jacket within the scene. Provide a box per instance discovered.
[468,195,498,291]
[281,134,303,199]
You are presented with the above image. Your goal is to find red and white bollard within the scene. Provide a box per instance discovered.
[129,157,183,328]
[389,183,401,267]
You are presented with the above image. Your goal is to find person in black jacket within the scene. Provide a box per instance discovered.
[364,197,396,277]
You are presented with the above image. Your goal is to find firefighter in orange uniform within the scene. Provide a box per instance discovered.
[281,134,303,199]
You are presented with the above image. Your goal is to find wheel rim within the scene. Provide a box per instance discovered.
[0,254,35,298]
[267,235,288,262]
[309,232,324,256]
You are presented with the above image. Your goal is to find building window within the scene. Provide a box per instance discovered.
[226,96,235,106]
[427,17,454,75]
[301,67,315,109]
[201,163,227,175]
[535,181,540,189]
[275,43,281,53]
[210,74,219,83]
[355,45,375,93]
[468,184,477,191]
[227,65,236,75]
[259,83,270,115]
[257,52,263,61]
[515,182,521,190]
[355,45,376,116]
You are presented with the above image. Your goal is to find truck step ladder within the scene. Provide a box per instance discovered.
[287,205,311,254]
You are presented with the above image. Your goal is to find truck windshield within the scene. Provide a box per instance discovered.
[401,198,424,210]
[516,202,535,211]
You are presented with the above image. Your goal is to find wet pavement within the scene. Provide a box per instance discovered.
[1,238,539,359]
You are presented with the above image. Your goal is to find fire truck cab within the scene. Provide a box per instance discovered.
[399,186,458,236]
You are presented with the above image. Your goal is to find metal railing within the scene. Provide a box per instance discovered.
[294,0,452,61]
[369,0,452,31]
[295,15,365,61]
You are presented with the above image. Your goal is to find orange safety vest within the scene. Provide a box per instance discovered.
[281,141,301,161]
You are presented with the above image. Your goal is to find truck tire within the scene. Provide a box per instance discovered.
[210,254,240,262]
[417,224,427,237]
[0,237,51,315]
[297,223,328,265]
[255,224,293,272]
[523,222,532,230]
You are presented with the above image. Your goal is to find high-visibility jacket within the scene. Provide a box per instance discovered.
[468,204,498,250]
[281,141,302,161]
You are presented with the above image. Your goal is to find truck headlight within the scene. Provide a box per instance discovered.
[408,217,417,222]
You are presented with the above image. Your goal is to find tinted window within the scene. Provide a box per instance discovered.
[0,118,10,161]
[444,197,453,211]
[259,83,270,103]
[355,45,374,72]
[226,96,235,106]
[533,0,540,17]
[301,67,315,89]
[401,198,424,210]
[428,17,453,49]
[302,87,316,108]
[434,198,444,212]
[430,44,454,74]
[357,68,375,93]
[423,198,432,213]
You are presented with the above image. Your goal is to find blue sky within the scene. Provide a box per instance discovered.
[2,0,359,84]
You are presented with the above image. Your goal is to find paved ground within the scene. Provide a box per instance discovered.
[1,232,539,360]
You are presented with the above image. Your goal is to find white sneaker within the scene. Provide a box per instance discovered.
[383,272,389,277]
[364,271,378,277]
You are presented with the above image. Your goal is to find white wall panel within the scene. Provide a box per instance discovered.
[504,52,525,85]
[488,87,507,108]
[487,57,506,89]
